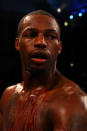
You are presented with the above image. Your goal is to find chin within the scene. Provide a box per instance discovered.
[25,64,48,75]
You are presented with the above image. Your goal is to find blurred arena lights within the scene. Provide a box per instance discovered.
[64,21,69,27]
[63,7,87,27]
[57,6,87,27]
[70,62,74,67]
[78,12,83,17]
[80,8,87,13]
[69,15,74,20]
[57,8,61,13]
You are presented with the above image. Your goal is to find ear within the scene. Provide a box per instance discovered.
[58,41,62,54]
[15,37,20,51]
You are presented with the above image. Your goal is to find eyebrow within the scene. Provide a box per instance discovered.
[23,28,57,33]
[46,29,57,32]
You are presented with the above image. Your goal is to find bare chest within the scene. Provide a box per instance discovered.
[3,90,51,131]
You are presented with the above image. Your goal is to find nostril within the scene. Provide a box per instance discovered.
[34,43,46,49]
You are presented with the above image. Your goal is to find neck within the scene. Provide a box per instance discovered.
[22,65,58,91]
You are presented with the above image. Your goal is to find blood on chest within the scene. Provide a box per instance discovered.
[3,89,49,131]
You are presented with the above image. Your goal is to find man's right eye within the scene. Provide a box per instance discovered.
[29,33,37,38]
[23,32,37,38]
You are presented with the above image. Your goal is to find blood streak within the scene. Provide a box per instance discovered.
[4,89,48,131]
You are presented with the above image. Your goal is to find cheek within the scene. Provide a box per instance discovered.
[19,43,29,61]
[20,37,34,47]
[19,39,32,53]
[48,41,59,58]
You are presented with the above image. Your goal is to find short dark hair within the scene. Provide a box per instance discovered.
[17,10,61,37]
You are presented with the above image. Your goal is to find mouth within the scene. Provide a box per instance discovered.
[30,52,49,64]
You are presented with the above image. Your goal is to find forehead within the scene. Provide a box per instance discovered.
[21,14,59,33]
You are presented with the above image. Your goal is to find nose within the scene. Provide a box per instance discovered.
[34,33,47,49]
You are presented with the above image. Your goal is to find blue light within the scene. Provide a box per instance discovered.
[78,12,82,17]
[69,15,74,20]
[81,8,86,13]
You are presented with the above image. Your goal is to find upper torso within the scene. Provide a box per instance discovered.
[1,78,87,131]
[3,84,51,131]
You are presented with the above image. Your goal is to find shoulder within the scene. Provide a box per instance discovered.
[0,82,23,114]
[49,75,87,113]
[48,77,87,130]
[63,80,87,109]
[55,72,86,97]
[62,78,86,104]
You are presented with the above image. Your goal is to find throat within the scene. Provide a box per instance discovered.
[22,66,57,90]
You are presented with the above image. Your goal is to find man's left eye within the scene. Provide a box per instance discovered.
[46,34,57,40]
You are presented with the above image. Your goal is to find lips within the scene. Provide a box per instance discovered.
[31,58,47,63]
[30,52,49,64]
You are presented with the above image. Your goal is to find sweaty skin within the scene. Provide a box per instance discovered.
[1,75,87,131]
[3,84,49,130]
[0,12,87,131]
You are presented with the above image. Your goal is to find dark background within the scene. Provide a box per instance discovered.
[0,0,87,97]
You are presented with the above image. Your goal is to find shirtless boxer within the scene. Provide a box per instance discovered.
[0,10,87,131]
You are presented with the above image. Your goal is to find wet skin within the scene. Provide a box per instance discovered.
[0,14,87,131]
[1,76,87,131]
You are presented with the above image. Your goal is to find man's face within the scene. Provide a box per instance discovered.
[15,14,62,73]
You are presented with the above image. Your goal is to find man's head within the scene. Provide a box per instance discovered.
[17,10,61,38]
[15,10,62,74]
